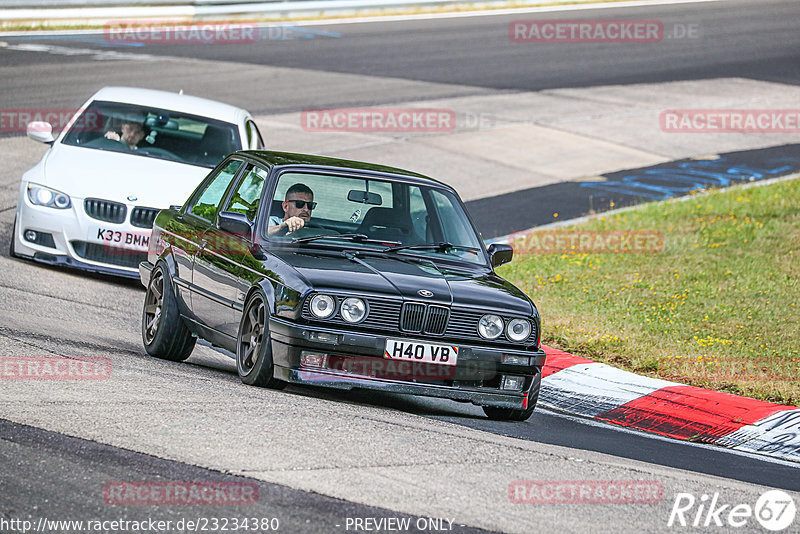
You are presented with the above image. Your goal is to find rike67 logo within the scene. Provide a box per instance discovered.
[668,490,796,531]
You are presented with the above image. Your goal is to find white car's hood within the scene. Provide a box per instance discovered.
[42,144,211,208]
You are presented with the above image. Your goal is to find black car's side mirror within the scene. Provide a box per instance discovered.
[251,243,267,260]
[487,243,513,267]
[218,211,253,237]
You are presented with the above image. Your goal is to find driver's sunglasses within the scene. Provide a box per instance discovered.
[288,200,317,210]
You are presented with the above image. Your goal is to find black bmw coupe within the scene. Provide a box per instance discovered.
[139,151,546,420]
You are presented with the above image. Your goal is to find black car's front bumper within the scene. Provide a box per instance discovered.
[269,316,546,410]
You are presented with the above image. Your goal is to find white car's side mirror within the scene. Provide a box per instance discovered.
[27,121,55,144]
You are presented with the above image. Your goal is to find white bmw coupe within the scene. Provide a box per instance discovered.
[10,86,263,278]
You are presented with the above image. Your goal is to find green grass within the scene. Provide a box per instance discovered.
[498,176,800,406]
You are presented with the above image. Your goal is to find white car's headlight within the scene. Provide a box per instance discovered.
[478,314,504,339]
[340,297,367,323]
[27,183,71,209]
[309,294,335,319]
[506,318,532,342]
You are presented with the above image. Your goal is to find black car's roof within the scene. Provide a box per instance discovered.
[235,150,451,189]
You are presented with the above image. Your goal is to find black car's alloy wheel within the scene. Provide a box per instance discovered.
[482,370,541,422]
[236,291,287,389]
[141,264,196,361]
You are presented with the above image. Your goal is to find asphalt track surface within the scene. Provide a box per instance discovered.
[469,144,800,237]
[1,0,799,113]
[1,0,799,531]
[1,419,492,533]
[131,0,800,95]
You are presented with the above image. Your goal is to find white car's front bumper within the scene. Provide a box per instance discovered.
[13,184,157,279]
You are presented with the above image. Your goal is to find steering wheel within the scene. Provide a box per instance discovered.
[287,225,331,239]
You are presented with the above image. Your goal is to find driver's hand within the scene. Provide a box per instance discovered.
[283,216,305,233]
[104,131,121,141]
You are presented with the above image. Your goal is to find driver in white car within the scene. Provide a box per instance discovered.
[104,116,147,150]
[268,183,316,235]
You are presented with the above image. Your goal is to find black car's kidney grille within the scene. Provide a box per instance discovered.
[70,241,145,269]
[130,207,159,228]
[400,303,449,335]
[301,294,536,346]
[425,305,450,335]
[84,198,126,224]
[401,303,426,332]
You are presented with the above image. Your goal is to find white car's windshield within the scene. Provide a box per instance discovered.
[268,171,487,266]
[61,100,240,168]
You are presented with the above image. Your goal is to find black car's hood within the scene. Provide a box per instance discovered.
[270,249,533,315]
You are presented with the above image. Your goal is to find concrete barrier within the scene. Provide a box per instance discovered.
[0,0,626,27]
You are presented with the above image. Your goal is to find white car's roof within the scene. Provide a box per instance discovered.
[88,86,249,124]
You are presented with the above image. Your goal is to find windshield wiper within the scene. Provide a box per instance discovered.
[291,233,400,245]
[382,242,481,255]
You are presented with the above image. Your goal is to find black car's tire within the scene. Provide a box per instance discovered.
[9,216,18,258]
[142,264,196,361]
[236,290,287,389]
[482,370,541,422]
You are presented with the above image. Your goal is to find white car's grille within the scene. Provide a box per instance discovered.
[130,207,159,228]
[84,198,126,224]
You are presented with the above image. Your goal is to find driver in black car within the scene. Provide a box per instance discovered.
[103,117,147,150]
[268,183,316,236]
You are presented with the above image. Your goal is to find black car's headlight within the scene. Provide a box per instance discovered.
[340,297,367,323]
[309,294,335,319]
[506,318,532,342]
[27,183,71,209]
[478,314,504,339]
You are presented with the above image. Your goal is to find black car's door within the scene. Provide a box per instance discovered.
[192,163,268,340]
[164,158,243,311]
[185,158,245,326]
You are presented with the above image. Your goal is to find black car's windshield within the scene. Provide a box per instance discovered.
[268,171,487,265]
[61,100,241,168]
